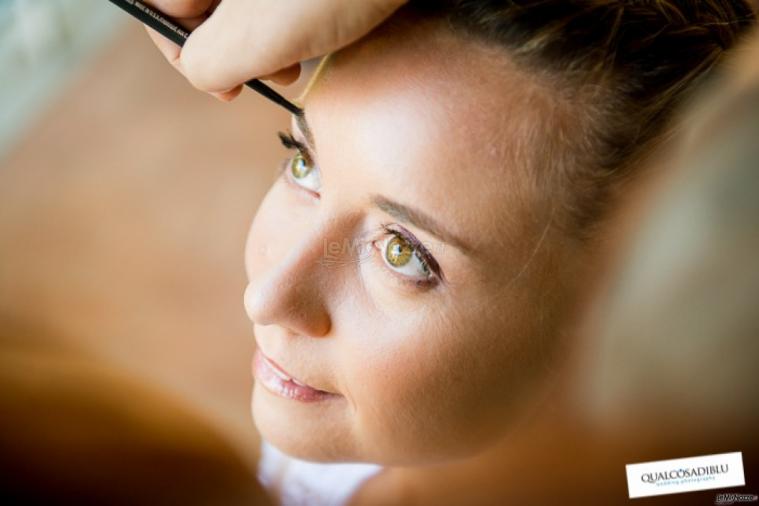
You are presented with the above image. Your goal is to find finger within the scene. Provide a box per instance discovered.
[260,64,302,86]
[210,85,243,102]
[142,0,215,18]
[144,14,206,73]
[145,26,182,71]
[180,0,407,93]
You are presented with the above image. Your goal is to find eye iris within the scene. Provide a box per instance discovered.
[385,235,413,267]
[290,153,311,179]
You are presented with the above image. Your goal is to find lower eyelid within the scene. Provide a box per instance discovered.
[371,237,437,290]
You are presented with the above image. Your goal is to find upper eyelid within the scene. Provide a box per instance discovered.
[292,114,316,150]
[278,131,316,166]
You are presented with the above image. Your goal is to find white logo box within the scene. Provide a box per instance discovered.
[626,451,745,499]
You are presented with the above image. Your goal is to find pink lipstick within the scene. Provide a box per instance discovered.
[253,350,337,402]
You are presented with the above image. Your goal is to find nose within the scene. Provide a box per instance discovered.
[244,231,332,338]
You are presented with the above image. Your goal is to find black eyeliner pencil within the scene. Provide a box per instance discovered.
[107,0,304,116]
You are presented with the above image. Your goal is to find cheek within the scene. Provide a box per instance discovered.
[338,301,512,462]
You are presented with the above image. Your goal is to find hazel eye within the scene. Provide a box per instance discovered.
[289,152,321,192]
[381,233,431,279]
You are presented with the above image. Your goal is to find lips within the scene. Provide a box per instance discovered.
[253,350,338,403]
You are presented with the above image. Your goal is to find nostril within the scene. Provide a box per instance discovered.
[243,279,332,337]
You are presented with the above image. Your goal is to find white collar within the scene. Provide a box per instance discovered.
[258,440,382,506]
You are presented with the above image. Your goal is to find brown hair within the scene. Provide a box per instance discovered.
[411,0,756,237]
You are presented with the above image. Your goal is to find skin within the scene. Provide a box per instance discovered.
[244,14,591,465]
[355,41,759,501]
[144,0,407,100]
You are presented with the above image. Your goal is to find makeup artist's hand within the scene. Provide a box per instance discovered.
[144,0,407,101]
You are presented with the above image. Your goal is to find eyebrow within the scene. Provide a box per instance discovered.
[371,194,471,253]
[294,113,315,149]
[295,112,471,254]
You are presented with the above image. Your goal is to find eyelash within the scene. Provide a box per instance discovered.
[276,132,442,291]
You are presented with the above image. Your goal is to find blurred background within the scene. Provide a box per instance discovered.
[0,0,293,478]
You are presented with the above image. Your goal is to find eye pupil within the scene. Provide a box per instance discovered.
[290,153,311,179]
[385,236,413,267]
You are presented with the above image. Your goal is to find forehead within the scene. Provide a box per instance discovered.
[303,16,553,256]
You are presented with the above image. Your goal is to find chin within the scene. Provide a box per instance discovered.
[251,382,359,463]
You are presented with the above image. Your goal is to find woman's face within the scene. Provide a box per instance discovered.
[244,17,584,464]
